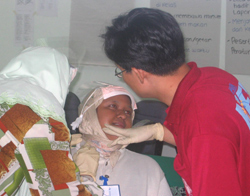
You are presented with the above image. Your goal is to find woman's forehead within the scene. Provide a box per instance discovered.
[102,95,132,107]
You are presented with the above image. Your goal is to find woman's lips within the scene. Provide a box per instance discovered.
[112,121,125,129]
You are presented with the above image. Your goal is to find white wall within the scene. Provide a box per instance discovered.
[0,1,71,66]
[1,0,249,158]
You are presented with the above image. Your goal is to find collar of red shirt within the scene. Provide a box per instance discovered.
[164,62,201,134]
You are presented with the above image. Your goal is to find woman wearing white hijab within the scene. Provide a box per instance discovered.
[0,47,92,196]
[71,84,172,196]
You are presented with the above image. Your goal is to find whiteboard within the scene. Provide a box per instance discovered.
[69,0,135,67]
[225,0,250,75]
[69,0,222,68]
[151,0,221,68]
[68,0,249,74]
[1,1,249,75]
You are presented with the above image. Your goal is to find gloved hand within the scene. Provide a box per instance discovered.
[103,123,164,146]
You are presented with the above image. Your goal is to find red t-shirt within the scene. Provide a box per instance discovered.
[164,62,250,196]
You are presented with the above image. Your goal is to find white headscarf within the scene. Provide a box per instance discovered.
[72,83,137,167]
[0,46,77,123]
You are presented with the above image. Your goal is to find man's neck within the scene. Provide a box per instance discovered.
[147,63,190,106]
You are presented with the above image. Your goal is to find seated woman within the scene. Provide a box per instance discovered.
[70,84,173,196]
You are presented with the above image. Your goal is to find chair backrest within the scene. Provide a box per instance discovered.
[64,92,80,134]
[64,94,168,155]
[133,100,168,125]
[126,100,168,156]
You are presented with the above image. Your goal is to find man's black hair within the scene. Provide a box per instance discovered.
[101,8,186,75]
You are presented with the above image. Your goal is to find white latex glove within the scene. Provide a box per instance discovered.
[103,123,164,146]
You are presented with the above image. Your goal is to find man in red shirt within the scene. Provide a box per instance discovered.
[101,8,250,196]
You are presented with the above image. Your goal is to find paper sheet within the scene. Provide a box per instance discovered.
[15,0,35,47]
[37,0,58,17]
[151,0,221,68]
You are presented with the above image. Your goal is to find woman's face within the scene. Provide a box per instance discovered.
[97,95,133,140]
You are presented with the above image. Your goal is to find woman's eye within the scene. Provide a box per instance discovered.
[109,104,117,109]
[125,110,132,115]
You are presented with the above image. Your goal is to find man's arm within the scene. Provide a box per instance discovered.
[163,126,176,146]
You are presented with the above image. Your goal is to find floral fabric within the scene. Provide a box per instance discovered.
[0,103,91,196]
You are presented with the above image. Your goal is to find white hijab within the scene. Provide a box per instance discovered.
[0,46,77,123]
[73,84,137,167]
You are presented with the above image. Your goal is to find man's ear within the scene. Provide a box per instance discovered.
[131,68,147,84]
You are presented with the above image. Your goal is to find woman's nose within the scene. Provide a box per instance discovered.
[116,110,126,119]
